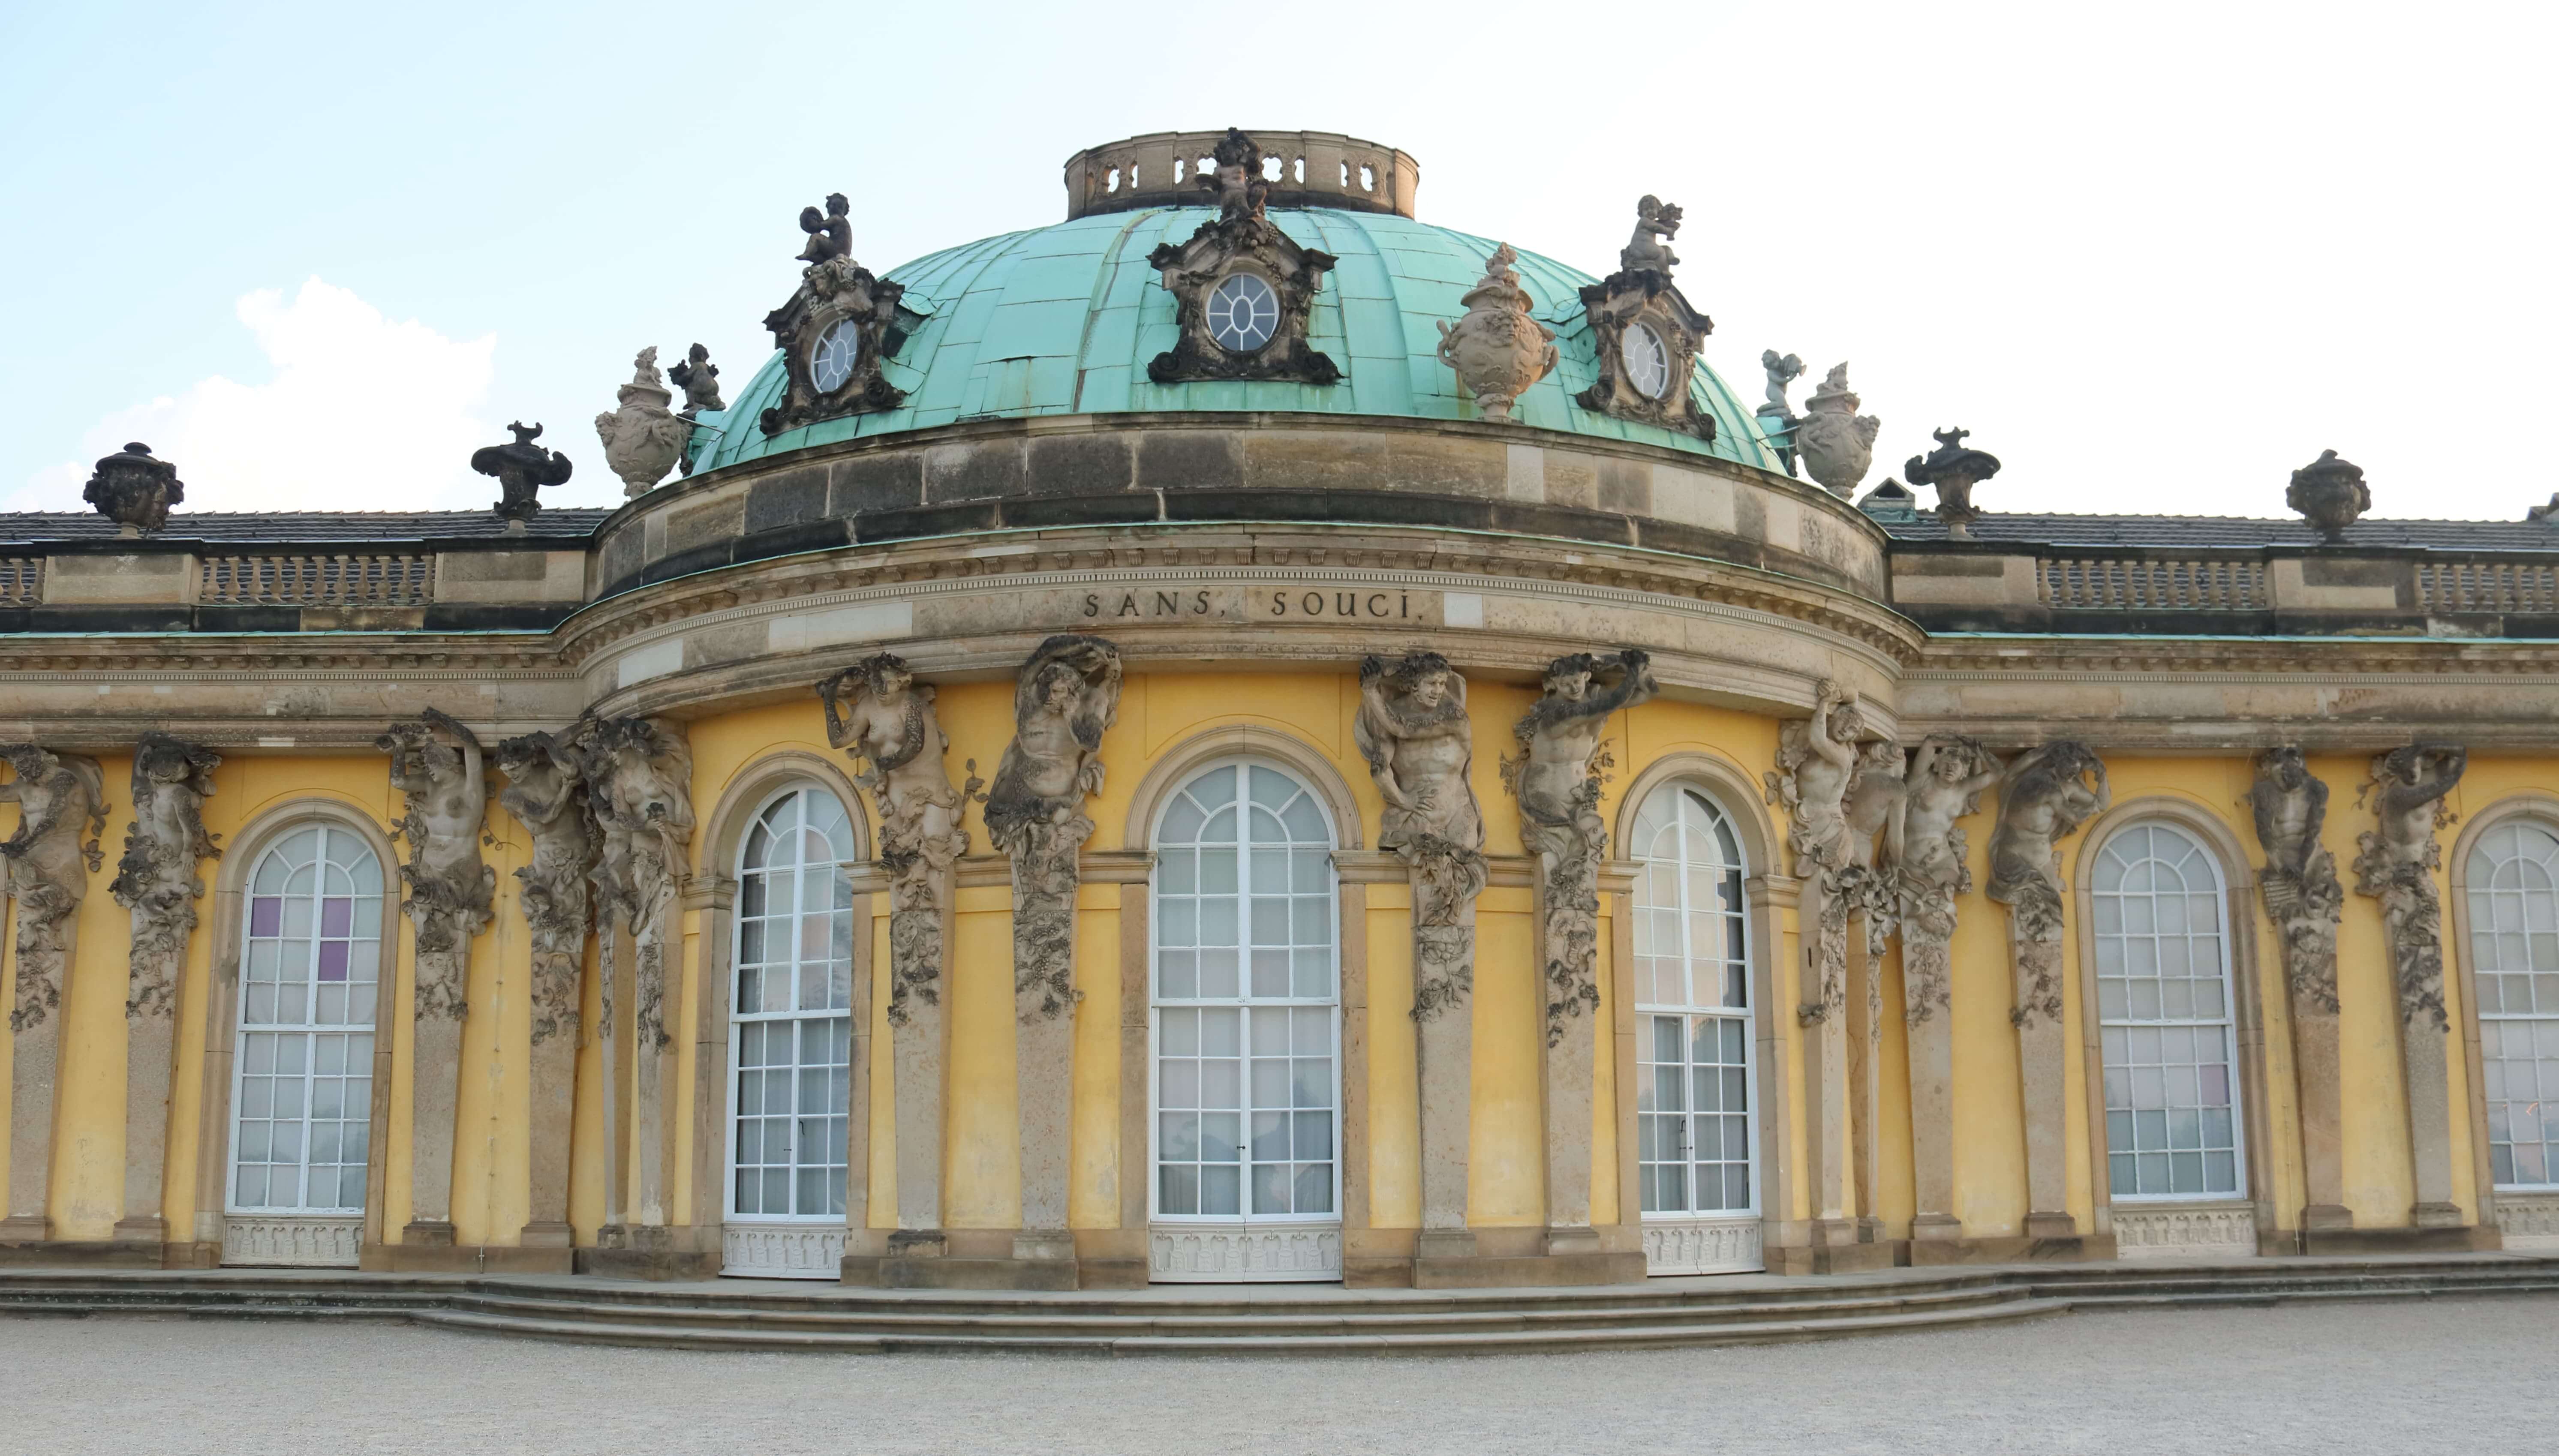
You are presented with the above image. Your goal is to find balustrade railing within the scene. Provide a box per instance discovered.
[2418,560,2559,613]
[198,553,433,606]
[0,558,43,606]
[2038,555,2270,611]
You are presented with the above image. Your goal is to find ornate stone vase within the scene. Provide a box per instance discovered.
[82,443,183,536]
[595,348,690,499]
[1793,364,1881,499]
[1435,244,1556,423]
[2285,449,2369,543]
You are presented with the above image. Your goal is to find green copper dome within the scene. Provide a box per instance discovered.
[687,207,1781,476]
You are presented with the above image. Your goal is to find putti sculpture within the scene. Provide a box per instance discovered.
[1146,128,1340,385]
[1793,363,1882,499]
[82,442,184,536]
[821,652,968,1256]
[1515,648,1654,1258]
[2251,745,2350,1232]
[594,348,690,498]
[762,192,909,433]
[0,744,105,1242]
[1904,427,2001,540]
[471,422,574,525]
[108,734,220,1246]
[2354,742,2468,1229]
[378,708,494,1248]
[670,342,725,417]
[1575,196,1717,439]
[1356,650,1486,1258]
[983,634,1122,1272]
[1757,350,1805,476]
[1436,243,1557,422]
[496,728,596,1254]
[1987,740,2109,1240]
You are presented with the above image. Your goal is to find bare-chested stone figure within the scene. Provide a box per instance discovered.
[2355,742,2467,1029]
[496,729,596,1044]
[822,651,968,1025]
[1887,736,2003,1020]
[1514,649,1655,1038]
[2252,746,2344,1014]
[0,745,106,1033]
[379,708,496,979]
[1986,742,2109,1027]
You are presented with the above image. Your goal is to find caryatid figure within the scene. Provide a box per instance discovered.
[107,734,220,1245]
[2355,742,2467,1029]
[0,744,105,1239]
[821,653,968,894]
[495,730,596,1044]
[1888,735,2004,1017]
[379,708,497,972]
[1515,648,1657,1032]
[1763,678,1866,881]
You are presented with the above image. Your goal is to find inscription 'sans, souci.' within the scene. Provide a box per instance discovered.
[1081,589,1417,621]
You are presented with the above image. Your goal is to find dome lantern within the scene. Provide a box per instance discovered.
[1063,129,1419,221]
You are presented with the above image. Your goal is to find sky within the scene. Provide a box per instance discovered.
[3,0,2552,521]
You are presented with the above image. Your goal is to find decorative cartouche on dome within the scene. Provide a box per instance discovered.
[472,421,574,525]
[1793,363,1882,499]
[83,442,183,536]
[759,191,909,437]
[1575,196,1717,441]
[1434,243,1556,423]
[594,347,689,499]
[2286,449,2370,543]
[1904,426,2001,540]
[1145,129,1341,387]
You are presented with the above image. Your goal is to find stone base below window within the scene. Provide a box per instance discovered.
[721,1223,845,1279]
[1149,1223,1341,1282]
[1642,1216,1763,1274]
[222,1215,361,1268]
[2493,1193,2559,1250]
[2112,1201,2257,1259]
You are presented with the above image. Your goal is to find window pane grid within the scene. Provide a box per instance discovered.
[2469,820,2559,1189]
[728,788,856,1221]
[1153,762,1339,1225]
[230,825,382,1215]
[2094,823,2243,1201]
[1630,784,1755,1217]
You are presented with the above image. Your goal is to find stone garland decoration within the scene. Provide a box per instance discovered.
[1516,650,1656,1044]
[1575,195,1717,440]
[1888,736,2003,1022]
[1985,742,2111,1029]
[2352,743,2466,1031]
[581,716,696,1050]
[1356,651,1487,1018]
[379,711,496,1019]
[0,745,107,1034]
[496,730,598,1045]
[821,653,968,1026]
[1146,129,1340,386]
[983,635,1123,1022]
[761,192,909,435]
[109,735,222,1019]
[2251,746,2344,1015]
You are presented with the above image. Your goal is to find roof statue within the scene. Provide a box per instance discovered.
[1758,351,1804,418]
[1575,195,1717,440]
[669,344,724,418]
[796,192,852,265]
[471,422,574,525]
[1201,128,1271,224]
[595,347,688,499]
[1903,426,2001,540]
[82,441,184,536]
[1793,363,1882,499]
[1435,243,1557,423]
[2286,449,2370,543]
[1620,195,1683,276]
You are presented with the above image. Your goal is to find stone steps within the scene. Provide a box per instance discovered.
[0,1254,2551,1356]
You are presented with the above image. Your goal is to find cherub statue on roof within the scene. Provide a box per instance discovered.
[1200,128,1270,225]
[796,192,851,265]
[1619,195,1683,276]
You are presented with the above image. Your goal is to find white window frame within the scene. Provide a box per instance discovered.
[722,784,857,1241]
[2091,820,2249,1204]
[1638,783,1760,1269]
[1147,757,1344,1280]
[224,822,385,1220]
[2466,817,2559,1192]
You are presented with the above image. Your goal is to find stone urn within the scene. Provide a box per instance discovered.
[1904,427,2002,540]
[1435,243,1557,423]
[594,347,691,498]
[2285,449,2369,543]
[83,442,183,536]
[1793,363,1882,499]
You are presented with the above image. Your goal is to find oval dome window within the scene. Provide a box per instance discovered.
[1206,273,1280,354]
[810,318,860,395]
[1621,322,1671,400]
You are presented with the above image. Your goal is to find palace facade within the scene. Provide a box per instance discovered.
[3,129,2554,1293]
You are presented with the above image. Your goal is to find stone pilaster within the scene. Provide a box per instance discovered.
[2004,907,2073,1237]
[402,908,470,1246]
[2352,745,2468,1234]
[110,736,220,1253]
[1411,844,1482,1261]
[1535,845,1598,1252]
[0,747,104,1246]
[1897,875,1961,1247]
[1800,868,1856,1247]
[1006,814,1088,1267]
[885,859,954,1261]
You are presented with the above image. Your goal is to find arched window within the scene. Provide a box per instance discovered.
[1629,781,1759,1273]
[1150,760,1340,1282]
[228,823,385,1229]
[726,787,856,1254]
[2465,818,2559,1189]
[2091,822,2244,1200]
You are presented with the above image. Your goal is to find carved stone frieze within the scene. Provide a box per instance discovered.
[496,730,597,1044]
[1146,129,1340,386]
[1986,741,2109,1029]
[1436,243,1557,423]
[108,734,222,1019]
[1516,649,1655,1042]
[0,745,106,1034]
[1575,197,1715,439]
[378,709,496,1019]
[821,653,967,1027]
[2251,746,2343,1014]
[984,635,1122,1021]
[2353,743,2466,1030]
[1903,427,2001,541]
[761,193,909,435]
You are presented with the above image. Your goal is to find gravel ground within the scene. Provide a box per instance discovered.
[7,1297,2552,1454]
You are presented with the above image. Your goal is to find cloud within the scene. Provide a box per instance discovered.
[13,279,496,513]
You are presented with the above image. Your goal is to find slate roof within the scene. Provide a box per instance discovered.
[689,206,1781,477]
[1879,510,2559,552]
[0,510,610,546]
